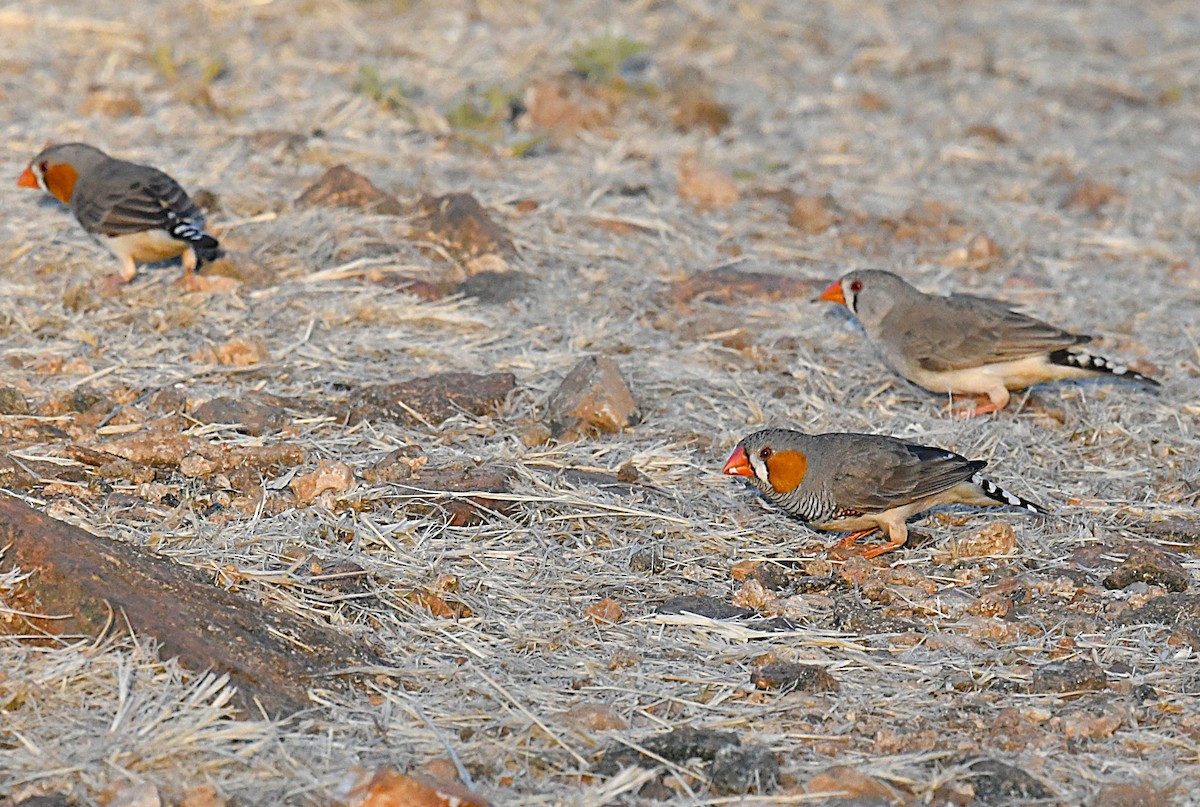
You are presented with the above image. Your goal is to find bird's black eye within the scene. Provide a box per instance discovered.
[849,279,863,293]
[38,161,48,173]
[758,447,772,460]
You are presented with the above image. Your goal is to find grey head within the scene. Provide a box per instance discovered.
[820,269,924,333]
[25,143,113,199]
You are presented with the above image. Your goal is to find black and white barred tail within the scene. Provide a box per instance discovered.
[166,210,222,265]
[972,472,1046,515]
[1049,349,1160,388]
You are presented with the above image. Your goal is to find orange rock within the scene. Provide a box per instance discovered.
[805,765,899,801]
[731,578,774,611]
[943,232,1003,269]
[677,155,739,209]
[1065,179,1121,212]
[584,597,623,624]
[406,589,472,619]
[787,195,835,233]
[291,461,355,504]
[416,758,462,786]
[525,81,613,136]
[730,559,760,581]
[559,703,629,732]
[214,337,269,367]
[546,356,638,440]
[937,522,1017,561]
[178,783,227,807]
[335,767,489,807]
[672,84,731,133]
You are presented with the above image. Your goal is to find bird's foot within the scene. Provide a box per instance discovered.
[833,529,880,550]
[827,529,882,560]
[949,395,1002,419]
[95,273,131,297]
[857,540,906,559]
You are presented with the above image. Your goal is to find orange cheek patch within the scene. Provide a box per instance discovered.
[43,163,78,204]
[765,450,807,493]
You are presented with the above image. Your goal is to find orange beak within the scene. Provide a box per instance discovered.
[17,166,38,189]
[722,446,754,477]
[817,279,845,305]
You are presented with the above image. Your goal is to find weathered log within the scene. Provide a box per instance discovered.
[0,495,380,716]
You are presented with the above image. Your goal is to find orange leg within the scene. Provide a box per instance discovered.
[858,536,909,559]
[832,528,880,550]
[950,394,1003,419]
[829,527,910,560]
[181,248,198,277]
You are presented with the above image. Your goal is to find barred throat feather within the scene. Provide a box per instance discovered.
[773,487,840,524]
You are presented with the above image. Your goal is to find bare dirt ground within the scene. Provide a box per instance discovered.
[2,0,1200,804]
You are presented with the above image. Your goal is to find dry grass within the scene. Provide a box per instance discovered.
[3,0,1200,804]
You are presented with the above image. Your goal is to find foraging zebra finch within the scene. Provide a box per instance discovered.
[818,269,1159,416]
[723,428,1044,558]
[18,143,221,282]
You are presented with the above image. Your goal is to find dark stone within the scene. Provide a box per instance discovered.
[361,445,427,484]
[411,192,516,261]
[0,385,30,415]
[751,662,839,693]
[191,395,288,436]
[457,271,532,303]
[0,495,381,716]
[1030,659,1108,694]
[397,466,517,526]
[629,548,665,574]
[959,757,1055,801]
[1104,549,1189,592]
[1117,593,1200,649]
[345,372,516,427]
[1135,518,1200,545]
[656,595,754,620]
[616,462,640,483]
[793,574,834,593]
[0,457,36,491]
[834,596,918,634]
[595,727,740,776]
[67,387,105,413]
[147,387,188,413]
[637,780,676,801]
[294,164,404,215]
[1117,593,1200,626]
[8,796,75,807]
[747,562,793,591]
[709,744,780,795]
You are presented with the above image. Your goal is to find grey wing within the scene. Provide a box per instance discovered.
[827,438,981,513]
[895,293,1089,372]
[74,163,204,237]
